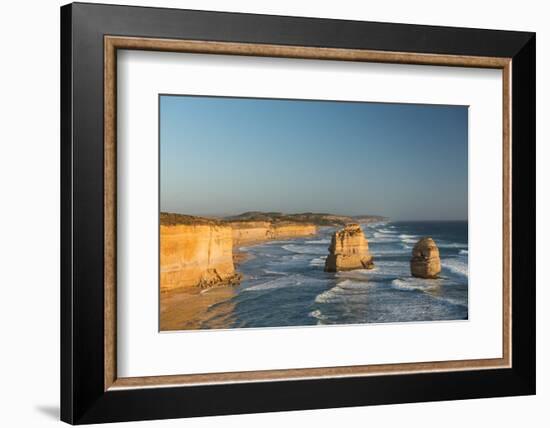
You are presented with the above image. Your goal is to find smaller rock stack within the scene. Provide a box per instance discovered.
[324,224,374,272]
[410,237,441,279]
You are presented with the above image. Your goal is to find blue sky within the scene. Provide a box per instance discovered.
[160,95,468,221]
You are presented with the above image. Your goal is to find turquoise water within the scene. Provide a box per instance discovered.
[196,221,468,329]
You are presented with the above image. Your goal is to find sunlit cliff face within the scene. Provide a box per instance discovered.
[160,224,238,291]
[160,222,316,290]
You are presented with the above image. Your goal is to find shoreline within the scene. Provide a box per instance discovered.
[160,231,320,331]
[233,248,255,266]
[160,284,237,331]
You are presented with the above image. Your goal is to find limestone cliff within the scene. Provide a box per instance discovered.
[231,221,317,246]
[324,224,374,272]
[160,223,241,291]
[160,213,317,290]
[410,237,441,279]
[230,221,272,246]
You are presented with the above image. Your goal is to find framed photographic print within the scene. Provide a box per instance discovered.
[60,2,536,424]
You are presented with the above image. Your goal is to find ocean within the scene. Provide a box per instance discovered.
[195,221,468,329]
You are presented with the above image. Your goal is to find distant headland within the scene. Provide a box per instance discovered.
[161,211,387,227]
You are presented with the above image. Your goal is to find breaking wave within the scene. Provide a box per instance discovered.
[308,309,329,324]
[282,244,327,255]
[306,238,330,244]
[315,280,376,304]
[309,256,326,267]
[391,277,442,291]
[438,242,468,249]
[244,274,316,292]
[441,258,468,277]
[399,234,419,244]
[262,269,288,276]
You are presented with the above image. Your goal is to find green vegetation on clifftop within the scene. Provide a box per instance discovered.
[161,211,387,226]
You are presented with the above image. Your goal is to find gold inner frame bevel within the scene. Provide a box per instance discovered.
[104,35,512,391]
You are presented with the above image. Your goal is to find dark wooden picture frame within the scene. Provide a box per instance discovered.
[61,2,535,424]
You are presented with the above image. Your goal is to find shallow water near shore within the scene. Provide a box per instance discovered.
[164,221,468,330]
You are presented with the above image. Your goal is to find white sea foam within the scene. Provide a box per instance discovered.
[459,249,469,255]
[238,240,292,251]
[262,269,288,276]
[333,261,409,280]
[399,234,418,239]
[373,248,410,255]
[314,291,333,304]
[391,277,442,291]
[337,279,373,289]
[441,258,468,277]
[315,280,375,304]
[364,221,388,229]
[249,272,327,291]
[368,232,400,243]
[371,260,409,272]
[306,238,330,244]
[391,278,467,309]
[282,244,327,255]
[308,309,328,324]
[396,234,419,245]
[369,238,400,244]
[373,232,394,238]
[261,240,294,245]
[438,242,468,249]
[245,274,311,292]
[309,257,326,267]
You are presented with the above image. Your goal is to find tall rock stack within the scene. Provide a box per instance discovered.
[324,224,374,272]
[410,237,441,279]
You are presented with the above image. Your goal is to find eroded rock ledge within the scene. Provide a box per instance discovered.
[324,224,374,272]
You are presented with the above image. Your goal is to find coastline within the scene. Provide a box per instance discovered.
[160,231,318,331]
[160,220,468,330]
[233,248,255,266]
[159,213,390,330]
[160,222,322,330]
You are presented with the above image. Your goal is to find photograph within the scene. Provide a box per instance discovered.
[159,95,469,331]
